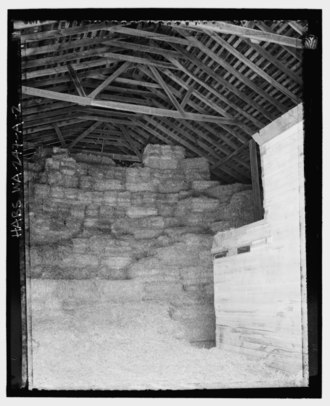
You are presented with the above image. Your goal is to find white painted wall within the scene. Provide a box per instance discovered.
[212,105,308,385]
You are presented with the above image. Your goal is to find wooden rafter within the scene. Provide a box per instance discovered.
[23,105,76,122]
[171,30,288,114]
[254,21,301,60]
[240,37,302,86]
[150,92,248,155]
[24,59,111,80]
[160,68,257,132]
[143,74,252,153]
[191,33,300,118]
[68,121,101,149]
[164,55,273,125]
[99,52,177,70]
[148,65,185,115]
[211,143,248,170]
[88,61,131,99]
[22,35,110,57]
[17,20,304,183]
[118,125,142,160]
[288,21,307,36]
[114,77,161,89]
[181,86,194,109]
[106,26,191,46]
[19,21,116,42]
[101,39,182,59]
[159,68,256,141]
[207,32,301,103]
[23,46,110,70]
[53,124,66,147]
[165,21,303,48]
[67,63,86,97]
[76,115,139,127]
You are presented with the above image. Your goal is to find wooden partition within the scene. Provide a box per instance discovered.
[212,105,308,384]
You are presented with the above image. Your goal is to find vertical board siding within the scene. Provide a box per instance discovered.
[212,116,308,384]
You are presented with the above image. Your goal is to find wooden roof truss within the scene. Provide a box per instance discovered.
[15,19,304,183]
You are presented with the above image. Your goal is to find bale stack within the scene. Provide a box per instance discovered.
[181,157,210,181]
[25,144,254,347]
[142,144,185,170]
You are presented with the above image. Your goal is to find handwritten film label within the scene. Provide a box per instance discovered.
[10,103,24,238]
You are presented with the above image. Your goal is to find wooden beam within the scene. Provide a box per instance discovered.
[288,21,307,36]
[18,21,116,42]
[99,52,176,70]
[23,59,111,80]
[249,139,263,221]
[170,32,288,114]
[115,77,161,89]
[22,35,110,58]
[24,118,87,136]
[88,62,131,99]
[252,104,303,146]
[76,115,139,127]
[23,46,110,70]
[164,55,273,125]
[23,105,77,123]
[84,82,156,99]
[148,65,185,115]
[101,39,182,59]
[146,82,251,154]
[118,125,142,161]
[67,63,86,97]
[82,90,152,106]
[161,68,258,134]
[165,21,303,48]
[241,37,303,86]
[68,122,101,149]
[106,26,191,46]
[181,86,194,109]
[23,112,81,129]
[172,37,288,124]
[22,86,237,124]
[141,65,252,140]
[254,21,301,60]
[208,32,301,104]
[22,102,73,116]
[211,143,248,170]
[53,124,66,147]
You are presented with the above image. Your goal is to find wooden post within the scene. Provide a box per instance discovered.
[249,139,263,221]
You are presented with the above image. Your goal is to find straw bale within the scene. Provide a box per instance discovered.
[127,207,158,218]
[191,180,220,192]
[181,158,210,181]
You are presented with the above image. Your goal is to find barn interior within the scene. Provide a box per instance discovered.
[15,19,310,390]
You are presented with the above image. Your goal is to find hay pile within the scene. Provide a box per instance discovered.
[26,145,254,347]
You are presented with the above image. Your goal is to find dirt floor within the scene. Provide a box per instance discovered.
[29,293,299,390]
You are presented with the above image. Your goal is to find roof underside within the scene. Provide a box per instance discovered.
[15,19,306,183]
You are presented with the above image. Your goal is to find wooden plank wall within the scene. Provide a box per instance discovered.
[212,110,308,384]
